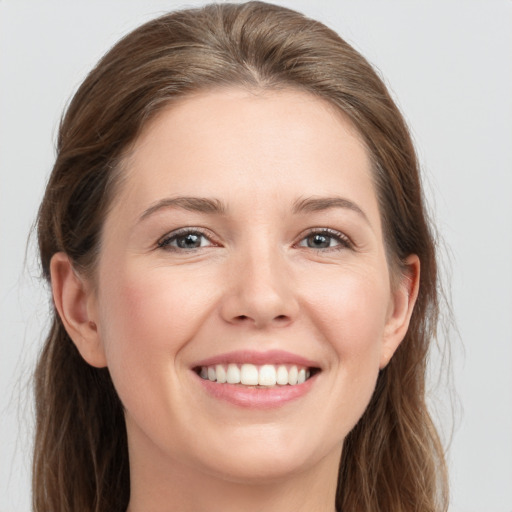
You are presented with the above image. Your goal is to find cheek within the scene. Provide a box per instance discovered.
[94,264,223,449]
[300,268,389,426]
[95,265,215,392]
[304,267,390,358]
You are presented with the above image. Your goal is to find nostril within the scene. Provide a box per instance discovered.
[229,313,293,327]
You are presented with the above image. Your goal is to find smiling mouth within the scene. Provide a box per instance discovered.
[194,363,320,387]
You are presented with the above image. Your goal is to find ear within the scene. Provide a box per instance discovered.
[50,252,107,368]
[380,254,420,369]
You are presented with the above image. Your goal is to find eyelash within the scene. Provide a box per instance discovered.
[296,228,353,251]
[157,227,353,252]
[157,228,216,251]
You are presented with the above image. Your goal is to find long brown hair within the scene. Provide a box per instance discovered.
[34,2,448,511]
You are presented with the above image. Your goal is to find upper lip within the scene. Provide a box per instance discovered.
[192,349,320,369]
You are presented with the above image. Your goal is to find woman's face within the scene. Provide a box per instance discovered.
[82,88,416,483]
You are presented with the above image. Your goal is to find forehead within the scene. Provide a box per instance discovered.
[113,87,380,227]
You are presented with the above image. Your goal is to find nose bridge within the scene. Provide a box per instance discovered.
[221,235,298,328]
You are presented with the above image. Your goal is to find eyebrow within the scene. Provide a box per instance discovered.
[139,194,370,225]
[139,196,226,221]
[292,196,370,224]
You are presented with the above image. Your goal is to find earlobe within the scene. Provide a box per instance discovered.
[380,254,420,369]
[50,252,107,368]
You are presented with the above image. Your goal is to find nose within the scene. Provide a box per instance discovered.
[219,247,299,329]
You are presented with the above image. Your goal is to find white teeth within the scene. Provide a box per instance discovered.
[288,366,298,385]
[216,364,227,383]
[226,363,241,384]
[199,363,315,386]
[259,364,277,386]
[276,365,289,385]
[240,364,259,385]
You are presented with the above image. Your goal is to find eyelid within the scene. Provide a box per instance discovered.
[295,227,354,250]
[157,227,218,250]
[156,226,354,252]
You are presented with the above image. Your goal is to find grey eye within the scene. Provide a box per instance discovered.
[299,231,344,249]
[305,233,332,248]
[175,233,204,249]
[158,230,213,251]
[297,228,352,251]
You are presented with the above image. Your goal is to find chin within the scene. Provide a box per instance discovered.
[201,452,314,485]
[189,428,335,485]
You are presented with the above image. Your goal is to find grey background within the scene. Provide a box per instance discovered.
[1,1,511,511]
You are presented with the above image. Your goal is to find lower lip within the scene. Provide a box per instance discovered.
[194,372,317,409]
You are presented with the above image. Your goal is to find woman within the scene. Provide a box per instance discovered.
[34,2,448,511]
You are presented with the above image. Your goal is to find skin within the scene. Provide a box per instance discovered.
[51,88,419,512]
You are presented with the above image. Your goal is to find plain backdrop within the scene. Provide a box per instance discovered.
[1,1,511,511]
